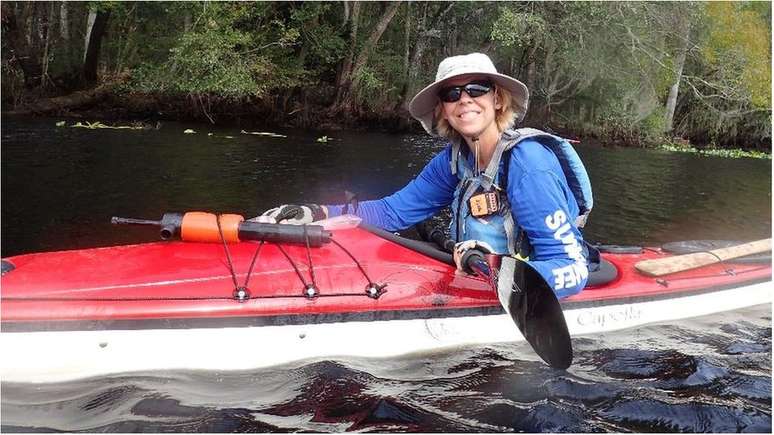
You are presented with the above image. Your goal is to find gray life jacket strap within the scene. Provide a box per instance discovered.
[450,137,463,176]
[483,130,523,190]
[503,203,517,254]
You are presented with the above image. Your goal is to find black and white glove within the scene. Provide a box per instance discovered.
[453,240,495,273]
[250,204,328,225]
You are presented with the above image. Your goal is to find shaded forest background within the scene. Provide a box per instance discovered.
[1,1,771,149]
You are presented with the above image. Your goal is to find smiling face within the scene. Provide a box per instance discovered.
[439,75,502,141]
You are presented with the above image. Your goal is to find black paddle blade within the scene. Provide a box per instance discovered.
[499,258,573,370]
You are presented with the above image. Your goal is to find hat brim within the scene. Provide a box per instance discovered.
[408,72,529,135]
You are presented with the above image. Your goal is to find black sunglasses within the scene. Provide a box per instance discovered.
[438,80,494,103]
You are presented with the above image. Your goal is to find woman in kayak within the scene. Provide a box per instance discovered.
[257,53,592,298]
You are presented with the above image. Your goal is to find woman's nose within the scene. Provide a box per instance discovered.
[458,91,474,103]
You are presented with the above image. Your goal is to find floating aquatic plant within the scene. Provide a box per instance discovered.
[658,144,770,160]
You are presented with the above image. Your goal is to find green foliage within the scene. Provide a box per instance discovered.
[352,51,404,111]
[150,28,264,96]
[639,107,668,143]
[290,2,346,66]
[491,7,546,48]
[671,2,771,149]
[1,1,769,149]
[130,2,309,98]
[702,2,771,109]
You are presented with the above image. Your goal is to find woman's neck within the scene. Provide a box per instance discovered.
[464,126,500,169]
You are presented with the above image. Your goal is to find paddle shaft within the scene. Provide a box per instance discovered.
[635,238,771,277]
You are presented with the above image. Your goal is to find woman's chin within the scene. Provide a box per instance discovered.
[456,126,485,139]
[447,120,476,133]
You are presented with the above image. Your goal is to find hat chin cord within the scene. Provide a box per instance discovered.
[472,136,480,176]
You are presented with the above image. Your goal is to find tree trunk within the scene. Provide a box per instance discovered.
[333,1,402,113]
[334,1,361,102]
[59,2,69,40]
[401,36,430,111]
[400,2,453,110]
[40,2,55,88]
[4,81,117,115]
[402,1,410,93]
[83,10,96,61]
[664,17,691,133]
[183,11,192,32]
[83,9,110,84]
[525,44,538,94]
[2,2,45,89]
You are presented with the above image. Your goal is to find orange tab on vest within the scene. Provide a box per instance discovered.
[180,212,244,243]
[469,191,499,217]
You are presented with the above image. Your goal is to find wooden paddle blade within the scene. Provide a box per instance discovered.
[499,257,573,370]
[635,238,772,277]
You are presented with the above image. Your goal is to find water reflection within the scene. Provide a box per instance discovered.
[2,117,770,256]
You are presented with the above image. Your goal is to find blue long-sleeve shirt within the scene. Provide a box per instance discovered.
[326,139,588,298]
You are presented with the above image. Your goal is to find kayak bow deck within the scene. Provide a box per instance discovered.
[1,224,771,383]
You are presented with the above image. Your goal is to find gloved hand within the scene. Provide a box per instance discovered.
[453,240,495,274]
[251,204,328,225]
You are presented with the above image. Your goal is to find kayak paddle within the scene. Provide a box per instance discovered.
[458,249,573,370]
[635,238,771,277]
[414,222,573,369]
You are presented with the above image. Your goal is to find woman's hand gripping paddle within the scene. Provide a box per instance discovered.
[460,250,574,370]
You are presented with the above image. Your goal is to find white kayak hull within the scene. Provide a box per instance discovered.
[2,279,770,383]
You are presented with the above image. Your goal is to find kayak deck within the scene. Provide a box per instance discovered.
[2,226,771,383]
[2,226,770,326]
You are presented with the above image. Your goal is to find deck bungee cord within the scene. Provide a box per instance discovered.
[44,210,578,368]
[654,264,771,287]
[2,212,387,303]
[140,211,388,301]
[329,238,387,299]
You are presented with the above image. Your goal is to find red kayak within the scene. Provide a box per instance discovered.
[1,217,770,383]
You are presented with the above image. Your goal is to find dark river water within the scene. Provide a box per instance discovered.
[1,117,771,432]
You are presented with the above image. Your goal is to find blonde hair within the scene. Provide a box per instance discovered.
[433,84,517,140]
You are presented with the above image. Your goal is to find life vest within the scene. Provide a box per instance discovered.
[449,128,593,257]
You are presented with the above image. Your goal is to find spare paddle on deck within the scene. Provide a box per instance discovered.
[417,222,573,370]
[112,212,332,246]
[635,238,771,277]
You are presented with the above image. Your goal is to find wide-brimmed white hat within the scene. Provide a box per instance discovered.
[408,52,529,135]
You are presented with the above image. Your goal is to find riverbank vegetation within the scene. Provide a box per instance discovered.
[2,1,770,150]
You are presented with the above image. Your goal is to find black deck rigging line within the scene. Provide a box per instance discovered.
[657,264,769,284]
[242,241,265,289]
[216,215,240,289]
[330,237,376,286]
[302,225,317,289]
[276,244,311,288]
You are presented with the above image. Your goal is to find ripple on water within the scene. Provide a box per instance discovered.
[1,306,771,432]
[599,398,771,432]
